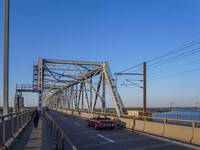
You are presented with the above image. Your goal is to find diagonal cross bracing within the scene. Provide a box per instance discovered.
[40,59,124,116]
[15,58,124,117]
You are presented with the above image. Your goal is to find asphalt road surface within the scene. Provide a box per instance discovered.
[47,110,196,150]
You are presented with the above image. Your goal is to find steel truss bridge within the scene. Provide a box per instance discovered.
[14,58,124,116]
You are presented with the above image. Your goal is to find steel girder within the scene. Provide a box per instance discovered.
[14,58,124,116]
[38,58,124,116]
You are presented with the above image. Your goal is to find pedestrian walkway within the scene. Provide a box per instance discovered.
[10,116,56,150]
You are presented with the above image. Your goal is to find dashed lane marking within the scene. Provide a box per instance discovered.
[72,130,99,134]
[77,132,136,140]
[84,136,150,148]
[97,134,114,143]
[74,122,80,126]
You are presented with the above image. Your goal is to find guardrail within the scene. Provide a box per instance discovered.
[51,108,200,146]
[152,112,200,121]
[135,116,200,127]
[0,111,32,149]
[51,107,200,127]
[44,111,77,150]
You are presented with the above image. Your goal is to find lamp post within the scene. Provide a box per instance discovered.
[3,0,9,115]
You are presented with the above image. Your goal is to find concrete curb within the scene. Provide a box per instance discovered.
[133,130,200,150]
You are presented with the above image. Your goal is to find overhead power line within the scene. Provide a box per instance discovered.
[118,39,200,73]
[148,67,200,82]
[148,47,200,70]
[149,59,200,76]
[147,39,200,63]
[119,63,143,73]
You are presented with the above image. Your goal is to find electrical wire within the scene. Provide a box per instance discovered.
[148,67,200,82]
[119,63,143,73]
[149,59,200,76]
[148,47,200,70]
[147,39,200,63]
[118,39,200,73]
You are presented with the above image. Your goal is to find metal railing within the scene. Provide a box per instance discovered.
[134,115,200,128]
[152,112,200,121]
[51,107,200,127]
[16,84,33,89]
[0,111,32,148]
[44,111,77,150]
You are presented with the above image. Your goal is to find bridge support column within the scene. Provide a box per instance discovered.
[102,73,106,113]
[90,80,92,112]
[38,58,44,115]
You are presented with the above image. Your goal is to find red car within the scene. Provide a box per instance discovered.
[86,115,117,130]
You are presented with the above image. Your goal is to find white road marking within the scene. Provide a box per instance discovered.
[74,122,80,126]
[97,134,114,143]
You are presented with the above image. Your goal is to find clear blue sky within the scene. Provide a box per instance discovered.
[0,0,200,108]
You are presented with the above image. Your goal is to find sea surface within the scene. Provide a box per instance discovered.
[152,110,200,127]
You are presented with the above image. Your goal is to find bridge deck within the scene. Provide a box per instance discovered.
[10,116,56,150]
[9,110,197,150]
[48,110,193,150]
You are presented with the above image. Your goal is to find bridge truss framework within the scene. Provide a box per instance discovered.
[15,58,124,116]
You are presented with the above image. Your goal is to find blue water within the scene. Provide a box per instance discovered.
[152,110,200,127]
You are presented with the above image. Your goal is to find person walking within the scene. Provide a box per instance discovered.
[31,107,40,129]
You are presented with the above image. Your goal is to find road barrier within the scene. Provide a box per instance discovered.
[134,120,145,132]
[0,111,32,150]
[50,107,200,147]
[163,123,193,143]
[192,127,200,145]
[44,111,77,150]
[144,121,164,136]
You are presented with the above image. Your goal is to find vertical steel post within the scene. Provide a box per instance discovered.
[90,80,92,112]
[67,88,70,108]
[76,84,78,110]
[65,91,67,109]
[17,116,19,130]
[193,121,196,128]
[51,121,52,134]
[38,58,44,115]
[82,86,84,110]
[56,93,58,109]
[71,87,73,115]
[156,113,157,122]
[59,93,61,108]
[143,62,146,114]
[189,114,191,126]
[3,121,6,145]
[56,126,58,150]
[102,73,106,113]
[115,75,117,89]
[3,0,9,116]
[62,132,64,150]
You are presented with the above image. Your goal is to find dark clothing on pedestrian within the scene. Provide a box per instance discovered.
[31,110,40,128]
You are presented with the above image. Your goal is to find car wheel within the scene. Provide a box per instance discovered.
[87,122,90,127]
[110,127,114,130]
[95,124,99,130]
